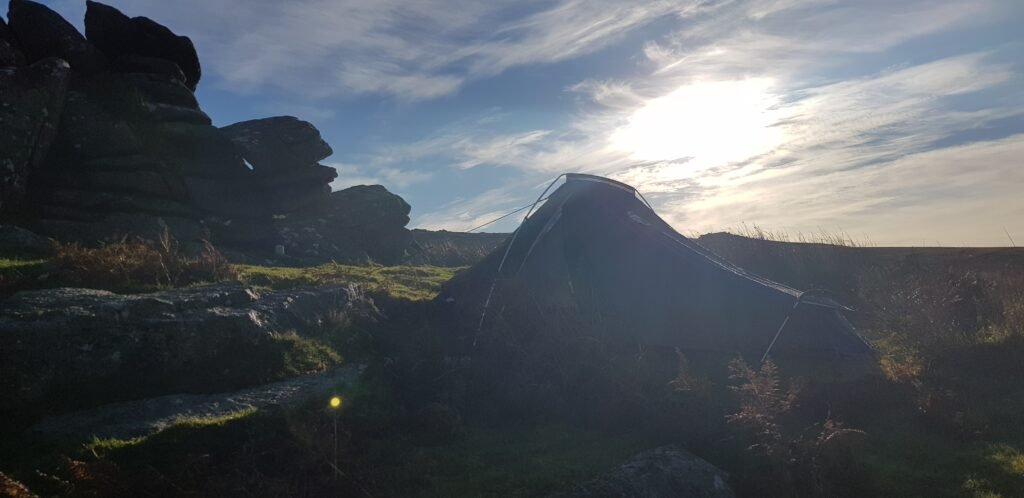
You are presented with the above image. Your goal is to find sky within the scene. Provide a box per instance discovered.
[40,0,1024,246]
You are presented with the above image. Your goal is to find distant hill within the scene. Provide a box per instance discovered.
[405,229,509,267]
[695,232,1024,302]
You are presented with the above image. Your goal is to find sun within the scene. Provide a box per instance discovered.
[610,78,785,171]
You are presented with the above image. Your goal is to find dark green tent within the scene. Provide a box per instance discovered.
[440,174,875,377]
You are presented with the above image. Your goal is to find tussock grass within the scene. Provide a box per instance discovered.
[53,231,236,293]
[1,232,236,296]
[717,222,869,247]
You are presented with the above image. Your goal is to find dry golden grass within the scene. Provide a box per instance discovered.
[50,231,236,293]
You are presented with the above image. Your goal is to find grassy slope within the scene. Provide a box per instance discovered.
[1,255,458,302]
[234,262,460,301]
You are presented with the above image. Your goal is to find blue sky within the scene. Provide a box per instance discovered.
[42,0,1024,246]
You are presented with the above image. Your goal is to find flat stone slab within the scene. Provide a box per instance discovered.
[32,365,363,440]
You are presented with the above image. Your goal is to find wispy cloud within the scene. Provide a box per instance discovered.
[328,163,433,192]
[80,0,679,101]
[413,185,527,232]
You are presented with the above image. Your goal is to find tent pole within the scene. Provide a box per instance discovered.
[761,293,804,364]
[473,174,567,348]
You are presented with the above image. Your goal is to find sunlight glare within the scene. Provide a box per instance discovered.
[611,79,785,171]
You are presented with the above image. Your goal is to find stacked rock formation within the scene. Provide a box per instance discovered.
[0,0,411,263]
[221,116,337,215]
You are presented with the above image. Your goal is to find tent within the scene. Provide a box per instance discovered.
[439,174,875,377]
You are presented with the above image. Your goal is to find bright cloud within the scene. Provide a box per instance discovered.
[610,78,786,168]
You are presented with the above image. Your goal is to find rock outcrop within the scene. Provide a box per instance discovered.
[0,282,379,424]
[0,1,412,263]
[32,366,363,440]
[554,446,735,498]
[0,58,69,214]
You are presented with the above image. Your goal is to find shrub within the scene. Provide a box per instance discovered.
[727,357,867,497]
[726,357,798,455]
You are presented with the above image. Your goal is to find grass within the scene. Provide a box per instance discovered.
[375,424,659,498]
[853,426,1024,498]
[713,222,869,247]
[1,238,459,301]
[85,408,260,456]
[0,257,48,270]
[234,262,460,301]
[0,257,50,297]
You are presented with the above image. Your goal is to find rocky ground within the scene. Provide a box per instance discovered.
[0,282,378,425]
[32,366,364,441]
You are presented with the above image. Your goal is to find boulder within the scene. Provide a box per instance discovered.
[278,185,413,264]
[221,116,334,172]
[7,0,105,73]
[0,282,380,423]
[0,57,69,215]
[554,446,734,498]
[314,184,412,228]
[0,224,55,256]
[84,0,201,90]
